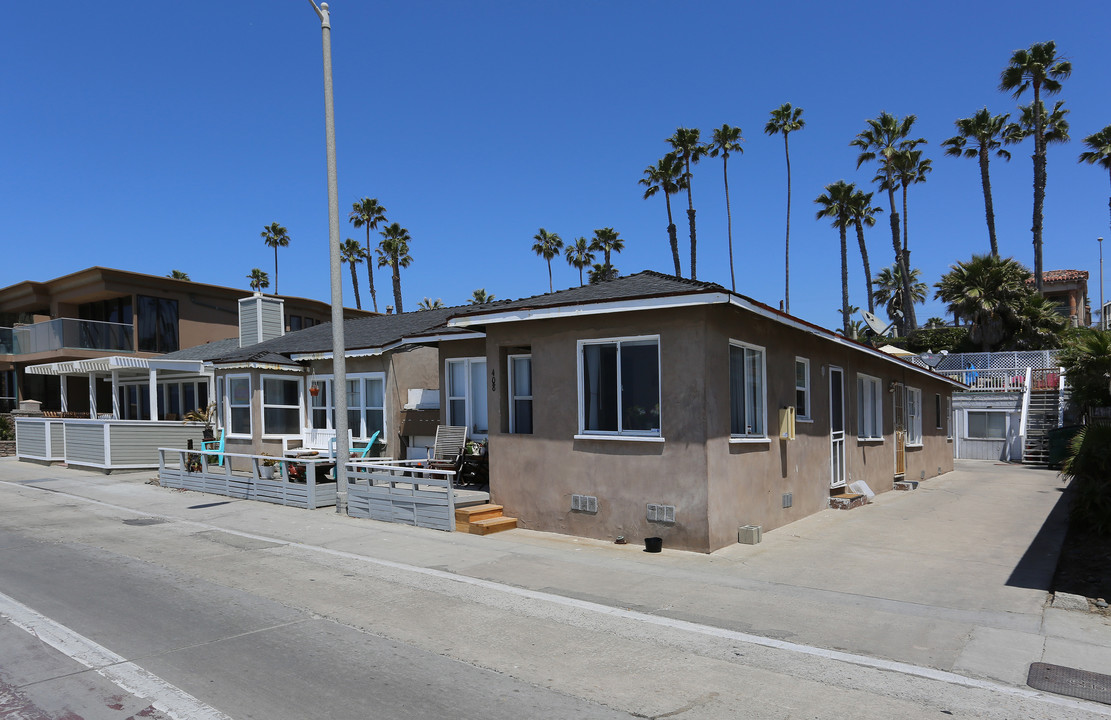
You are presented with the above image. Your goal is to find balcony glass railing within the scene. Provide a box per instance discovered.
[3,319,134,355]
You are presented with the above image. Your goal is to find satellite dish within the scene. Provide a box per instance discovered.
[860,310,897,337]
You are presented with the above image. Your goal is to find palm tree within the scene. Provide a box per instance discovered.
[872,264,926,336]
[470,289,495,304]
[941,109,1012,257]
[260,222,290,295]
[417,297,444,311]
[666,127,706,280]
[531,228,564,293]
[589,227,624,280]
[247,268,269,292]
[814,181,856,336]
[1012,292,1068,349]
[1078,124,1111,235]
[924,317,948,329]
[639,153,687,277]
[851,112,925,331]
[377,222,412,313]
[339,238,367,310]
[888,147,932,261]
[1000,41,1072,292]
[1006,101,1071,276]
[563,236,595,287]
[934,254,1035,351]
[847,189,882,314]
[167,270,190,280]
[588,263,618,284]
[349,198,387,312]
[706,124,744,291]
[764,103,805,313]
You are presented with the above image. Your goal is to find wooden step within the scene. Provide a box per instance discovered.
[455,503,503,523]
[466,516,518,535]
[830,493,867,510]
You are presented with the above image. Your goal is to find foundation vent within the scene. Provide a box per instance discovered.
[782,492,793,509]
[647,503,676,523]
[571,494,598,513]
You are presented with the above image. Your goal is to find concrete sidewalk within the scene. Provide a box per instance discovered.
[2,456,1108,696]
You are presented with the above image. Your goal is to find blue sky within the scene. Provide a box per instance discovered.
[2,1,1108,331]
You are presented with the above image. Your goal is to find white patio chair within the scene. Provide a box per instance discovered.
[427,425,468,472]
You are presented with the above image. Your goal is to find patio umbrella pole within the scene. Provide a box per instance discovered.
[308,0,350,514]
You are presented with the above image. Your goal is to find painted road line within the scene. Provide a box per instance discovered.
[0,590,233,720]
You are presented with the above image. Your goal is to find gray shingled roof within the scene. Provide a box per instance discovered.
[203,271,721,365]
[158,337,241,362]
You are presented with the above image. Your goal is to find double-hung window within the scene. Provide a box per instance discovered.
[447,358,488,437]
[795,357,811,420]
[729,341,765,438]
[508,355,532,434]
[226,374,252,437]
[857,374,883,440]
[308,374,385,439]
[905,386,923,446]
[262,376,301,436]
[579,337,660,437]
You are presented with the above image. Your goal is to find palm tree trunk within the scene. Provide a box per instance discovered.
[349,264,362,310]
[664,193,681,277]
[365,228,378,312]
[723,156,735,292]
[578,266,584,287]
[886,180,916,333]
[978,146,999,257]
[840,224,850,336]
[854,220,874,314]
[547,259,553,293]
[1032,81,1045,292]
[392,259,403,313]
[685,156,697,281]
[273,245,279,295]
[783,134,792,314]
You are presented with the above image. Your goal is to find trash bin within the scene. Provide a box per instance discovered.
[1047,425,1083,469]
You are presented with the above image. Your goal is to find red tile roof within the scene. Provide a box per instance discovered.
[1025,269,1088,284]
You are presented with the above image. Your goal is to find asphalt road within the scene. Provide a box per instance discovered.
[0,461,1108,719]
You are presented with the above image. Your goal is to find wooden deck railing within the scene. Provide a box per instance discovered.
[345,459,457,532]
[157,448,337,509]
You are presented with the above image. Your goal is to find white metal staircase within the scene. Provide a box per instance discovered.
[1021,368,1063,466]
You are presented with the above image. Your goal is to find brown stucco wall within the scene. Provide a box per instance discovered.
[477,302,956,553]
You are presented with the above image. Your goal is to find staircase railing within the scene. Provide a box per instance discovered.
[1015,368,1032,463]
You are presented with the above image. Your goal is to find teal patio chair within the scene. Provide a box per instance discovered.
[201,429,225,467]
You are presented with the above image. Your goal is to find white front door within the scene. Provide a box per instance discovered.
[830,366,846,488]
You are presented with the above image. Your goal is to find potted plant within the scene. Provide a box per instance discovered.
[185,453,203,473]
[183,402,217,442]
[259,453,278,479]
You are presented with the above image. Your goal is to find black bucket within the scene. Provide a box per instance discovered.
[644,537,663,553]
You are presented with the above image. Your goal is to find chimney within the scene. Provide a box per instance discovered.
[386,306,394,315]
[239,293,286,347]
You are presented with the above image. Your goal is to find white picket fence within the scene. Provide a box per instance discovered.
[346,460,457,532]
[158,448,337,509]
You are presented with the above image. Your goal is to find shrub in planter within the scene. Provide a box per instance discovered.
[0,415,13,441]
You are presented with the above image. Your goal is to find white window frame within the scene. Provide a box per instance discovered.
[965,409,1008,440]
[946,397,953,440]
[935,393,943,430]
[446,357,489,439]
[225,373,252,439]
[857,373,883,442]
[795,357,811,422]
[905,386,923,446]
[508,354,532,434]
[729,340,767,441]
[307,373,386,440]
[261,374,303,438]
[576,335,662,440]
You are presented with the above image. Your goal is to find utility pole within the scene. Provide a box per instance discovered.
[307,0,349,513]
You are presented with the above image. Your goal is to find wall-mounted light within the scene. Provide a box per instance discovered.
[888,381,898,394]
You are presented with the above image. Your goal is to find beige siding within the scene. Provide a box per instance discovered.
[110,424,205,466]
[64,423,106,465]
